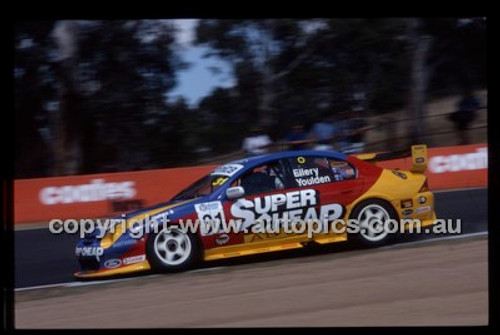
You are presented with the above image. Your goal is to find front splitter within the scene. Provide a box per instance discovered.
[74,260,151,279]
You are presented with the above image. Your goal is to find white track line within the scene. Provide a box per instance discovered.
[380,231,488,251]
[15,231,488,292]
[15,283,71,292]
[14,277,140,292]
[433,187,487,194]
[188,266,227,274]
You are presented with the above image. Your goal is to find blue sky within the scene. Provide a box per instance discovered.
[169,19,235,107]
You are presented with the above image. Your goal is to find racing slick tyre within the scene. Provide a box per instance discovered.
[349,199,399,247]
[146,226,202,272]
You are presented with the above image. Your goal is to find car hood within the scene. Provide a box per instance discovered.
[84,196,210,239]
[124,196,211,226]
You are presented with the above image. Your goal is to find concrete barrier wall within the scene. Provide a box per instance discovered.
[14,165,216,223]
[14,143,487,224]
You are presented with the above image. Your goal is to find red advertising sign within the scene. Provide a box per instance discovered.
[376,143,487,190]
[14,144,487,224]
[14,165,216,224]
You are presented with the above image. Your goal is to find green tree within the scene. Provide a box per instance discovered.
[15,20,187,177]
[15,21,58,177]
[195,19,321,127]
[194,18,485,149]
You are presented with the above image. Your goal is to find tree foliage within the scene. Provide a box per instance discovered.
[15,19,486,178]
[15,20,187,177]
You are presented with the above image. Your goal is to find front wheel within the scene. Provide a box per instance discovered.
[349,199,398,247]
[146,226,201,272]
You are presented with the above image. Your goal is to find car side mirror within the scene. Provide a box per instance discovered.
[226,186,245,200]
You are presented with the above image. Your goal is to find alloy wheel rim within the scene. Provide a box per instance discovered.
[154,227,192,266]
[357,204,390,242]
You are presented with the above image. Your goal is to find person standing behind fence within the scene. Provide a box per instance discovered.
[242,126,273,156]
[342,107,370,154]
[309,113,340,151]
[448,89,482,145]
[284,123,312,150]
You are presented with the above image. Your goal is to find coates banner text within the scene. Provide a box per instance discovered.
[14,143,487,224]
[375,143,487,190]
[14,165,216,224]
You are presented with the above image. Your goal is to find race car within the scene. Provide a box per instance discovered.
[74,145,436,279]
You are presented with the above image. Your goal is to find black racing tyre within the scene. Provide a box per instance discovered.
[348,199,399,247]
[146,226,202,272]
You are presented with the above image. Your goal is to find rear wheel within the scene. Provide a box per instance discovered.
[349,199,398,247]
[146,226,201,272]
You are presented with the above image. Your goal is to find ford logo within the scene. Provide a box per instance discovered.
[104,258,122,269]
[216,234,230,246]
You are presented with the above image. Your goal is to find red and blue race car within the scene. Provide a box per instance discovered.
[75,146,436,278]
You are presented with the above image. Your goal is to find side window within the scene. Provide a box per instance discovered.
[287,156,357,188]
[328,158,357,181]
[232,160,286,196]
[288,156,336,188]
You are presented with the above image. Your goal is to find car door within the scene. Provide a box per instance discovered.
[221,158,319,245]
[283,154,366,223]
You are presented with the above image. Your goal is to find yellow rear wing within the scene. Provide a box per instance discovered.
[353,144,428,173]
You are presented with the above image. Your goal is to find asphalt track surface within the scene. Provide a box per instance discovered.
[15,188,487,289]
[16,238,488,327]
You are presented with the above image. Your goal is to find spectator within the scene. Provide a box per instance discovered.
[242,126,273,156]
[448,89,482,145]
[341,107,370,154]
[335,109,351,152]
[284,123,311,150]
[309,113,340,151]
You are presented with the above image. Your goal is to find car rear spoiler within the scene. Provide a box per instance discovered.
[353,144,428,173]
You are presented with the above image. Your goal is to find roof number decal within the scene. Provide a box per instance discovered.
[211,164,244,177]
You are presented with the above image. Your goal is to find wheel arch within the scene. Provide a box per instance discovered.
[346,195,399,220]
